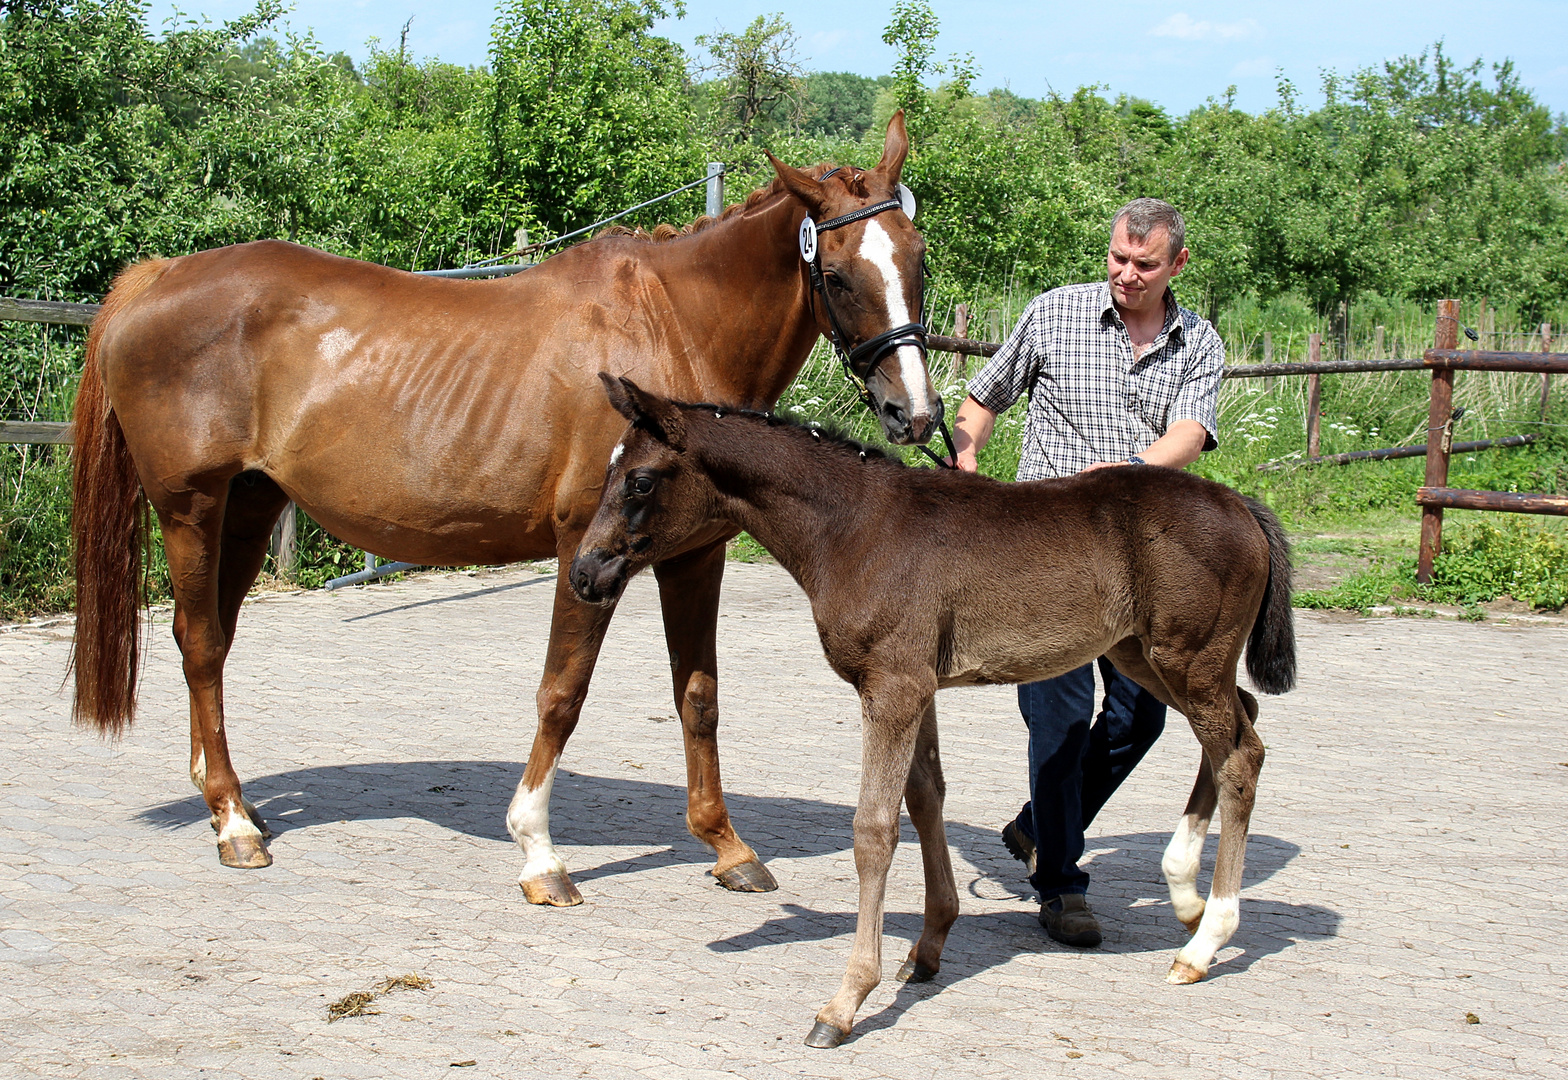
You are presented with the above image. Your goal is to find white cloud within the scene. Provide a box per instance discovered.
[1151,13,1261,42]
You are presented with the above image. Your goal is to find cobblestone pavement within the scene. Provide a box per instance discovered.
[1,561,1565,1079]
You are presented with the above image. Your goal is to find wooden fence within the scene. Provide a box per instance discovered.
[8,296,1568,589]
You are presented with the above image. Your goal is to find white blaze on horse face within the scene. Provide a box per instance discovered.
[317,327,358,366]
[856,221,935,417]
[506,760,568,882]
[608,442,625,468]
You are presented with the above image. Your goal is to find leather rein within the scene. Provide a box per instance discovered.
[803,168,957,469]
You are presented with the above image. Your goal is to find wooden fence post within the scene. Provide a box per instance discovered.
[1417,299,1461,584]
[953,302,970,380]
[1262,332,1273,390]
[1374,325,1385,360]
[1541,323,1554,422]
[1307,334,1322,457]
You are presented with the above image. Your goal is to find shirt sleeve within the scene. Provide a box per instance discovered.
[966,296,1044,414]
[1167,319,1225,451]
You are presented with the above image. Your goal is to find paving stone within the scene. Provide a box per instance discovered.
[1,562,1566,1077]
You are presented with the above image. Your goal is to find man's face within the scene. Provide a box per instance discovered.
[1106,221,1189,316]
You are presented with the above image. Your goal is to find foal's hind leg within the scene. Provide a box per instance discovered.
[1161,755,1218,933]
[894,699,958,985]
[1168,684,1264,984]
[653,541,775,892]
[509,566,618,906]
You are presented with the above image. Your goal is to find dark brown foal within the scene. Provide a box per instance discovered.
[572,377,1296,1046]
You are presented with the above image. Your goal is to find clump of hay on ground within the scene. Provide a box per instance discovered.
[326,973,433,1022]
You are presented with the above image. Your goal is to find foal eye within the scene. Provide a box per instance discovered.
[629,476,654,496]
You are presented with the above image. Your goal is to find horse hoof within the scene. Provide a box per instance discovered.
[712,859,778,893]
[216,835,272,869]
[242,798,273,840]
[520,872,583,907]
[896,959,938,983]
[804,1020,848,1049]
[1180,915,1203,935]
[1167,958,1205,984]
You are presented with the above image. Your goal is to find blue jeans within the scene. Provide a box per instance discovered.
[1013,657,1166,900]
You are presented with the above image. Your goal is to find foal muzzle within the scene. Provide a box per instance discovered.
[569,548,629,605]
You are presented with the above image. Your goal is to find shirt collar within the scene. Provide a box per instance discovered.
[1098,281,1184,342]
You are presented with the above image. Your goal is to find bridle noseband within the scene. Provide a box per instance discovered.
[803,168,956,468]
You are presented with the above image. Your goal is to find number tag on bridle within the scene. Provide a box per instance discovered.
[896,184,916,221]
[799,217,818,263]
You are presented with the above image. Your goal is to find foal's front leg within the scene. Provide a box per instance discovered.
[806,676,931,1049]
[895,699,958,984]
[653,541,776,892]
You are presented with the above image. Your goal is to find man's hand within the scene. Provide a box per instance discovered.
[951,395,996,473]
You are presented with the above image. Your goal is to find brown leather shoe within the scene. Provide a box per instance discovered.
[1001,820,1036,874]
[1039,893,1102,948]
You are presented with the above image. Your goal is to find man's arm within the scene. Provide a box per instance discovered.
[1082,419,1208,472]
[950,395,998,472]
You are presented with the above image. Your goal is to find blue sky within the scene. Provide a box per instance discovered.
[146,1,1568,117]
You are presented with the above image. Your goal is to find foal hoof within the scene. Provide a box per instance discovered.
[520,871,583,907]
[896,958,937,983]
[804,1020,848,1049]
[1180,914,1203,935]
[216,835,272,869]
[712,859,778,893]
[1167,958,1205,985]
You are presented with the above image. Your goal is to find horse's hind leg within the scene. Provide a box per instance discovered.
[156,474,279,869]
[653,541,775,892]
[1168,683,1264,984]
[509,565,618,906]
[189,473,291,840]
[895,698,957,984]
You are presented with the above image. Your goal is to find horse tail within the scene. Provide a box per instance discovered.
[1241,495,1297,695]
[69,259,169,735]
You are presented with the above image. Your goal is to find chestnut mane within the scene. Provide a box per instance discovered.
[599,163,844,244]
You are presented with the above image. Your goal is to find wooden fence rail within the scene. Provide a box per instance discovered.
[8,296,1566,590]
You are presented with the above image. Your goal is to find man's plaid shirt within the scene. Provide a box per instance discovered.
[966,281,1225,480]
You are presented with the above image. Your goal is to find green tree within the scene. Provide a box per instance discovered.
[695,13,804,143]
[484,0,704,237]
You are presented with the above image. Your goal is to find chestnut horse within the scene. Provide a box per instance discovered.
[572,377,1296,1047]
[70,115,939,903]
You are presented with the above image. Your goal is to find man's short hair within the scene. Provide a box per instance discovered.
[1110,198,1185,260]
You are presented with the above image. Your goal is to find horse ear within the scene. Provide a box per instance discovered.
[767,151,828,215]
[874,110,910,185]
[603,374,686,451]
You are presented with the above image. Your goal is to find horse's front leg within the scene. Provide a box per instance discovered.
[653,541,776,892]
[806,674,931,1049]
[509,565,619,906]
[895,697,957,984]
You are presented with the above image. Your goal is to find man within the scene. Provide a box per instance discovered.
[950,197,1224,948]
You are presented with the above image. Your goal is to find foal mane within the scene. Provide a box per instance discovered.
[676,400,896,466]
[598,163,844,244]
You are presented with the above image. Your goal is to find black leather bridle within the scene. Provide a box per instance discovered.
[803,168,957,468]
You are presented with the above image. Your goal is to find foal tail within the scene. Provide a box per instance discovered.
[1241,496,1297,695]
[69,259,169,736]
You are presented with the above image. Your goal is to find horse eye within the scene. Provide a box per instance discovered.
[824,270,846,290]
[629,476,654,496]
